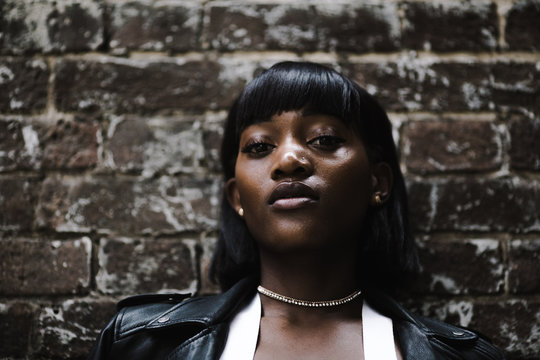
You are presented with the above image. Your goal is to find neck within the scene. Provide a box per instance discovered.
[258,247,361,317]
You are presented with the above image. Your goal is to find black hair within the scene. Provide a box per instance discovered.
[210,61,419,294]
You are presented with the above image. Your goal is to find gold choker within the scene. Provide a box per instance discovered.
[257,285,362,307]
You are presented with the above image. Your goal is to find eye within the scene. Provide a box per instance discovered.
[308,135,345,149]
[241,141,275,156]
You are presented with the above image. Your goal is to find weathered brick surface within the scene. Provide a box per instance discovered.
[490,62,540,114]
[315,2,400,52]
[506,0,540,51]
[508,114,540,171]
[55,58,245,113]
[349,60,540,113]
[348,60,492,112]
[414,237,504,295]
[201,112,226,172]
[403,118,501,174]
[508,239,540,294]
[402,0,498,51]
[0,0,103,55]
[206,4,317,51]
[0,117,99,171]
[41,118,99,170]
[104,115,205,176]
[0,118,34,171]
[36,298,116,359]
[0,302,38,358]
[0,238,91,295]
[108,2,200,53]
[408,178,540,233]
[96,238,197,295]
[206,2,400,52]
[0,177,40,232]
[36,175,219,234]
[0,58,49,113]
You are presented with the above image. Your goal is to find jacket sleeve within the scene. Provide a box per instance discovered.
[87,314,117,360]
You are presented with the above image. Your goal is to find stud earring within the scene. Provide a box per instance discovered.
[374,193,382,206]
[238,208,244,217]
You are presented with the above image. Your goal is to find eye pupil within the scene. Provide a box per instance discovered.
[312,135,343,148]
[241,142,273,155]
[255,143,267,152]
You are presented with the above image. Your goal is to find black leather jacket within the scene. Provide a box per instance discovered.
[88,278,506,359]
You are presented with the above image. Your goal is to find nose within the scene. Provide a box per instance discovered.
[271,143,313,180]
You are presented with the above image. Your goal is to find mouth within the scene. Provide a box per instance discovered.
[268,182,319,210]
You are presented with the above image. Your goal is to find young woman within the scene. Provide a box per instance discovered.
[89,62,505,359]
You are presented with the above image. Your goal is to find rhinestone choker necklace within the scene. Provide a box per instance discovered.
[257,285,362,307]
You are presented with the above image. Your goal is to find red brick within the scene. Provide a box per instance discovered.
[402,1,498,51]
[0,177,40,232]
[347,60,493,112]
[0,118,34,171]
[108,2,200,53]
[414,237,504,295]
[508,114,540,171]
[206,4,317,51]
[490,62,540,114]
[105,115,205,176]
[96,238,197,295]
[0,238,91,295]
[0,302,38,358]
[408,178,540,233]
[406,180,433,232]
[41,118,99,170]
[36,175,219,234]
[202,114,226,173]
[506,0,540,51]
[0,58,49,113]
[46,1,103,53]
[54,59,244,113]
[0,0,102,54]
[403,119,501,174]
[0,117,99,171]
[206,3,401,53]
[36,298,116,359]
[312,2,401,52]
[508,239,540,294]
[348,60,540,114]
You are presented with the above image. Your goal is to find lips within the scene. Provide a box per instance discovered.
[268,182,319,209]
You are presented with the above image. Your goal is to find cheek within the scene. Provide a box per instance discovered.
[327,159,372,207]
[235,168,267,209]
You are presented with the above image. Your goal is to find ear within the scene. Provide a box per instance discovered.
[370,162,393,203]
[225,177,242,213]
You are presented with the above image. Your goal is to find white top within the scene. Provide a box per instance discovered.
[220,293,398,360]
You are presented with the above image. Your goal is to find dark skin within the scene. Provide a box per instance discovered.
[226,111,400,359]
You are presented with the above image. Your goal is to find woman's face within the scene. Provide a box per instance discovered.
[227,110,379,254]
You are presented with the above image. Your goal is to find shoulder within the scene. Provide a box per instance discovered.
[114,292,192,338]
[365,291,506,360]
[88,278,257,360]
[412,313,506,360]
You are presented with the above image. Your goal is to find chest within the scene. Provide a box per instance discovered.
[254,317,365,360]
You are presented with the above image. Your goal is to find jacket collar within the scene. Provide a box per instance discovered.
[364,289,477,342]
[141,278,479,360]
[145,277,257,330]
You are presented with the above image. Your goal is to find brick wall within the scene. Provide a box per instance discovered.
[1,0,539,359]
